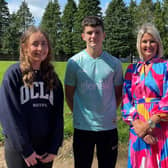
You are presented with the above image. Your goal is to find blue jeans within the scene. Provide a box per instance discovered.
[73,128,118,168]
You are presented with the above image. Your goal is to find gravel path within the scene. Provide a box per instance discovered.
[0,137,127,168]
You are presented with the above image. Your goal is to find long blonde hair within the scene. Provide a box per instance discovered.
[20,25,59,89]
[136,23,163,59]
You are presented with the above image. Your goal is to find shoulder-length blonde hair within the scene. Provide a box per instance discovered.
[20,25,59,89]
[136,23,163,60]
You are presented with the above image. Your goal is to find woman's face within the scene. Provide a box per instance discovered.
[26,31,49,69]
[140,33,158,61]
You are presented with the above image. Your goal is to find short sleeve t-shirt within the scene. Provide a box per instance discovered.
[64,50,123,131]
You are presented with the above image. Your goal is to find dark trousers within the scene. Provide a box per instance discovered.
[73,128,118,168]
[4,137,53,168]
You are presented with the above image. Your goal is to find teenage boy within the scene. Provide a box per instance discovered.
[64,16,123,168]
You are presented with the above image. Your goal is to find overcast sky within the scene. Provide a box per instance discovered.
[6,0,111,25]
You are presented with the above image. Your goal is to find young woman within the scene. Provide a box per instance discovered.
[0,26,64,168]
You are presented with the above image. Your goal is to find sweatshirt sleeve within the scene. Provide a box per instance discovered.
[0,66,34,158]
[47,80,64,154]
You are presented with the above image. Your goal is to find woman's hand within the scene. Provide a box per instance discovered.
[133,119,149,138]
[143,134,157,144]
[24,152,41,167]
[39,153,56,163]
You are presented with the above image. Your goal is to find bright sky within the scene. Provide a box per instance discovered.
[5,0,114,25]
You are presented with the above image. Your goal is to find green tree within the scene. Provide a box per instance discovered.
[61,0,77,60]
[162,0,168,57]
[136,0,154,27]
[0,0,10,57]
[104,0,132,58]
[2,13,21,60]
[16,0,35,33]
[128,0,138,60]
[73,0,102,53]
[154,0,165,46]
[154,0,163,30]
[41,0,62,60]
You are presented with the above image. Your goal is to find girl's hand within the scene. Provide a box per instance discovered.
[24,152,41,167]
[39,153,56,163]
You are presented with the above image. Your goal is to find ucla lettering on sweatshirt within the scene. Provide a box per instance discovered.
[0,63,64,157]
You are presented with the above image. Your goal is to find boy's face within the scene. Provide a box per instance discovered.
[82,26,105,50]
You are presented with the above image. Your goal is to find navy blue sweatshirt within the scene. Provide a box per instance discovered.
[0,63,64,158]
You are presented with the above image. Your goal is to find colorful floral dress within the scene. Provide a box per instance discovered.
[122,58,168,168]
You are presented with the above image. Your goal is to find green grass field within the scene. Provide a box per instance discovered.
[0,61,129,143]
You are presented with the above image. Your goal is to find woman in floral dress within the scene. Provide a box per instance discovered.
[122,23,168,168]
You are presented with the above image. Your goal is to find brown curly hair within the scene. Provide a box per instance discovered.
[20,25,59,89]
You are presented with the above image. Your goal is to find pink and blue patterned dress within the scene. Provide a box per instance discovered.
[122,57,168,168]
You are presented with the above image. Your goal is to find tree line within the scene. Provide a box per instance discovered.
[1,0,168,61]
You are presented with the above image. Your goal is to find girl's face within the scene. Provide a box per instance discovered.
[140,33,158,61]
[25,31,49,69]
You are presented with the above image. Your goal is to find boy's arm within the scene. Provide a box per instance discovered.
[65,85,75,112]
[115,84,123,108]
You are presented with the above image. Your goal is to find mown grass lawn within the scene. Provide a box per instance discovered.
[0,61,130,143]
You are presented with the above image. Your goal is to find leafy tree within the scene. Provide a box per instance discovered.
[154,1,163,32]
[162,0,168,57]
[128,0,138,60]
[153,0,165,55]
[73,0,102,53]
[61,0,77,60]
[2,13,21,60]
[0,0,10,56]
[104,0,132,58]
[41,0,62,60]
[16,0,35,33]
[136,0,154,27]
